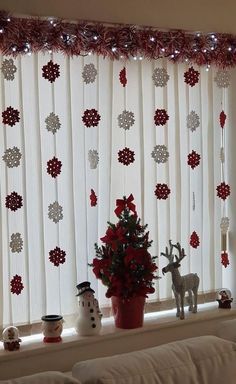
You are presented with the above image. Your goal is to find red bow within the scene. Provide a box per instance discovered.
[114,194,136,217]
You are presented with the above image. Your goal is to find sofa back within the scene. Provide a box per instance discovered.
[72,335,236,384]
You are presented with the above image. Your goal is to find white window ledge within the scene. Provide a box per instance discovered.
[0,302,236,380]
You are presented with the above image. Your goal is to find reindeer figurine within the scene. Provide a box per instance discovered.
[161,240,200,320]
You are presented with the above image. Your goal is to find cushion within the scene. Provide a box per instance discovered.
[72,335,236,384]
[216,318,236,342]
[0,371,81,384]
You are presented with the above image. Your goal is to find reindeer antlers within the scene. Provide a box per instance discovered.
[172,242,186,263]
[161,240,186,264]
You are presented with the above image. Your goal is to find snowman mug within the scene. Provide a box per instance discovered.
[41,315,63,343]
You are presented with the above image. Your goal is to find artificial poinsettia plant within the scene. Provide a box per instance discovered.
[91,194,158,299]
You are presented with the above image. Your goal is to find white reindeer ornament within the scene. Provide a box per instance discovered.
[161,240,199,320]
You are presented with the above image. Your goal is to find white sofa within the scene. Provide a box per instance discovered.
[72,335,236,384]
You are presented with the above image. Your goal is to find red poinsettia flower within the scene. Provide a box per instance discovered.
[90,189,97,206]
[10,274,24,295]
[119,67,127,87]
[190,231,200,248]
[82,109,101,127]
[2,106,20,126]
[216,182,230,200]
[220,111,226,128]
[42,60,60,83]
[49,246,66,266]
[184,66,200,87]
[118,147,135,166]
[101,225,127,251]
[154,109,169,126]
[47,156,62,178]
[187,150,201,169]
[5,191,23,211]
[221,251,229,268]
[154,183,170,200]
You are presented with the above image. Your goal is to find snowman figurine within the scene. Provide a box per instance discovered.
[75,281,102,336]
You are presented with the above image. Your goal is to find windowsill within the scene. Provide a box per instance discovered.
[0,301,236,363]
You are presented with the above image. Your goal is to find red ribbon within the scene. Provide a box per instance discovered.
[114,194,136,217]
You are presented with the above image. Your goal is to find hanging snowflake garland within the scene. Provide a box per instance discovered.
[2,146,22,168]
[187,150,201,169]
[82,63,97,84]
[45,112,61,134]
[2,106,20,126]
[118,110,135,130]
[216,182,231,200]
[154,109,169,126]
[152,68,169,87]
[221,251,229,268]
[5,191,23,211]
[154,183,170,200]
[1,58,17,81]
[190,231,200,248]
[82,109,101,127]
[90,189,97,207]
[119,67,127,87]
[151,145,169,164]
[49,246,66,266]
[47,156,62,178]
[184,66,200,87]
[187,110,200,132]
[10,233,23,253]
[48,201,63,223]
[88,149,99,169]
[214,70,230,88]
[219,111,226,128]
[42,60,60,83]
[220,217,230,234]
[118,147,135,166]
[10,275,24,295]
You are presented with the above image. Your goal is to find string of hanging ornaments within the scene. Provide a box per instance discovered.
[0,10,236,67]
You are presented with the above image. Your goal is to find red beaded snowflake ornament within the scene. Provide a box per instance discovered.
[10,275,24,295]
[5,191,23,211]
[187,150,201,169]
[118,147,135,166]
[154,109,169,126]
[47,156,62,178]
[49,246,66,266]
[82,109,101,127]
[216,182,231,200]
[184,66,200,87]
[42,60,60,83]
[154,183,170,200]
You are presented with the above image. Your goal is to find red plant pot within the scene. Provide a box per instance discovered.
[111,296,145,329]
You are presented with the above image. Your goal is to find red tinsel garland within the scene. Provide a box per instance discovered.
[0,10,236,67]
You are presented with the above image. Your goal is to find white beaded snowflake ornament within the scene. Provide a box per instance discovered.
[220,217,230,234]
[214,70,230,88]
[9,233,23,253]
[2,146,22,168]
[82,63,97,84]
[151,145,169,163]
[45,112,61,134]
[152,68,169,87]
[1,59,17,81]
[48,201,63,223]
[118,110,135,130]
[187,110,200,132]
[88,149,99,169]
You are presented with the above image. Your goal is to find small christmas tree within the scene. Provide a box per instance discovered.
[91,194,158,299]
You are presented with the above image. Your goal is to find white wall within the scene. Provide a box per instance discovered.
[1,0,236,34]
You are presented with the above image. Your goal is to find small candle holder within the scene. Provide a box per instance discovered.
[41,315,63,343]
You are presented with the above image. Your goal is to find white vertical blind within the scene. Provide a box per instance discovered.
[0,53,231,327]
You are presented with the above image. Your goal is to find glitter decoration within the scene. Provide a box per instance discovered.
[187,111,200,132]
[2,146,22,168]
[42,60,60,83]
[45,112,61,134]
[48,201,63,223]
[1,58,17,81]
[187,150,201,169]
[10,233,23,253]
[118,147,135,166]
[184,66,200,87]
[5,191,23,211]
[154,183,170,200]
[220,217,230,234]
[2,106,20,126]
[151,145,169,163]
[152,67,169,87]
[82,109,101,127]
[88,149,99,169]
[154,109,169,126]
[49,246,66,266]
[118,110,135,130]
[10,275,24,295]
[214,70,230,88]
[82,63,97,84]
